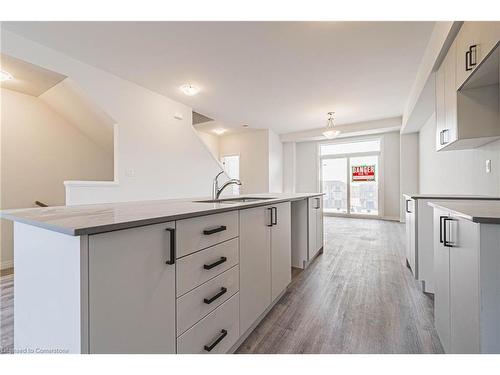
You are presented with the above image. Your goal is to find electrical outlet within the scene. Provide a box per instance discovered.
[486,159,491,173]
[125,168,136,177]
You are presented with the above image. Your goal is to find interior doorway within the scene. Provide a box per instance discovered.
[220,154,240,195]
[320,139,380,217]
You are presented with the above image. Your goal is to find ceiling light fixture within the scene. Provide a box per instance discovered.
[180,84,200,96]
[213,128,227,136]
[323,112,340,139]
[0,70,13,82]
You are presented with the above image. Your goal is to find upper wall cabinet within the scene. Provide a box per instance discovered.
[435,22,500,152]
[455,22,500,89]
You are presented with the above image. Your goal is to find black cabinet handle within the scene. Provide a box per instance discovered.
[204,329,228,352]
[203,225,227,235]
[272,207,278,225]
[314,197,320,209]
[439,216,447,243]
[405,200,411,214]
[204,287,227,304]
[204,256,227,270]
[165,228,176,265]
[466,44,477,71]
[267,207,273,227]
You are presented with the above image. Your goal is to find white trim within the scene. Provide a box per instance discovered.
[318,136,384,218]
[1,259,14,270]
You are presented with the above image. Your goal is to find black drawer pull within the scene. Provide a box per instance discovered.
[204,287,227,304]
[203,225,227,235]
[204,329,228,352]
[204,256,227,270]
[439,216,447,243]
[165,228,176,265]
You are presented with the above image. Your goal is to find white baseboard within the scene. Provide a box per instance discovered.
[1,260,14,270]
[382,216,401,222]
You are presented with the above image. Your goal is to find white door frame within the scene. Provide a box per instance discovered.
[318,136,384,218]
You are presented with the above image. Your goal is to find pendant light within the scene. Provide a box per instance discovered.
[323,112,340,139]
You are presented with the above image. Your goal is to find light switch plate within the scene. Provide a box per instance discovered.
[486,159,491,173]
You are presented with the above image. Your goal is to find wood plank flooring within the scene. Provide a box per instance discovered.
[236,217,443,354]
[0,272,13,354]
[0,217,443,354]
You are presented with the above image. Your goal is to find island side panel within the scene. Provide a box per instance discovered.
[14,222,85,354]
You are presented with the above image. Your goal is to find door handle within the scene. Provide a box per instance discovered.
[204,287,227,304]
[203,225,227,235]
[405,200,411,214]
[203,256,227,270]
[439,216,447,244]
[165,228,176,265]
[204,329,228,352]
[267,207,273,227]
[466,44,477,71]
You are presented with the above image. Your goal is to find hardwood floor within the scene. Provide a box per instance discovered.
[0,272,13,354]
[236,217,443,354]
[0,217,443,354]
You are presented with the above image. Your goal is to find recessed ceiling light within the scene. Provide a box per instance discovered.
[180,84,200,96]
[0,70,13,82]
[213,128,227,136]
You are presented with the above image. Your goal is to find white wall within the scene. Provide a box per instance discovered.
[419,113,500,195]
[2,30,222,205]
[0,88,114,268]
[292,132,401,220]
[383,132,401,220]
[400,133,419,221]
[219,130,270,194]
[283,142,296,193]
[268,130,283,193]
[197,131,220,160]
[295,141,319,193]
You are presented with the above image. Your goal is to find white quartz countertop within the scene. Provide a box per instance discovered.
[0,193,324,236]
[403,193,500,200]
[428,200,500,224]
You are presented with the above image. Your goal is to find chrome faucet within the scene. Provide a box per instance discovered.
[212,171,242,199]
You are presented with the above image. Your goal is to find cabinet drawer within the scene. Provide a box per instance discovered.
[176,237,239,296]
[177,293,240,354]
[176,211,239,258]
[177,265,239,336]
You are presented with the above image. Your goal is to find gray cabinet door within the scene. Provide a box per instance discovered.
[433,208,451,353]
[405,198,416,274]
[308,197,320,260]
[239,206,271,334]
[271,202,291,301]
[316,197,324,251]
[88,222,176,353]
[449,216,480,353]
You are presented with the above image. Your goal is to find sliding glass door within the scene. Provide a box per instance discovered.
[320,139,380,217]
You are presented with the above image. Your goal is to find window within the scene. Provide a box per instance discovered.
[320,139,380,217]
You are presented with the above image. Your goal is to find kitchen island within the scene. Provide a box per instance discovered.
[1,193,324,354]
[429,200,500,353]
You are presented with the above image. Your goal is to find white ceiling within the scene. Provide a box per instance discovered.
[2,22,434,134]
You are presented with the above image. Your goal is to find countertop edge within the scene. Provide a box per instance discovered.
[1,193,325,236]
[427,201,500,224]
[403,193,500,201]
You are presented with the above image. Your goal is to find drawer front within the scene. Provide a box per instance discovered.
[177,265,239,336]
[176,211,239,258]
[177,293,240,354]
[176,238,239,296]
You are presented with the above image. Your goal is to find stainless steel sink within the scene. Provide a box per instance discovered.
[195,197,276,204]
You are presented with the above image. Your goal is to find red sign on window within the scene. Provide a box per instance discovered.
[352,165,376,182]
